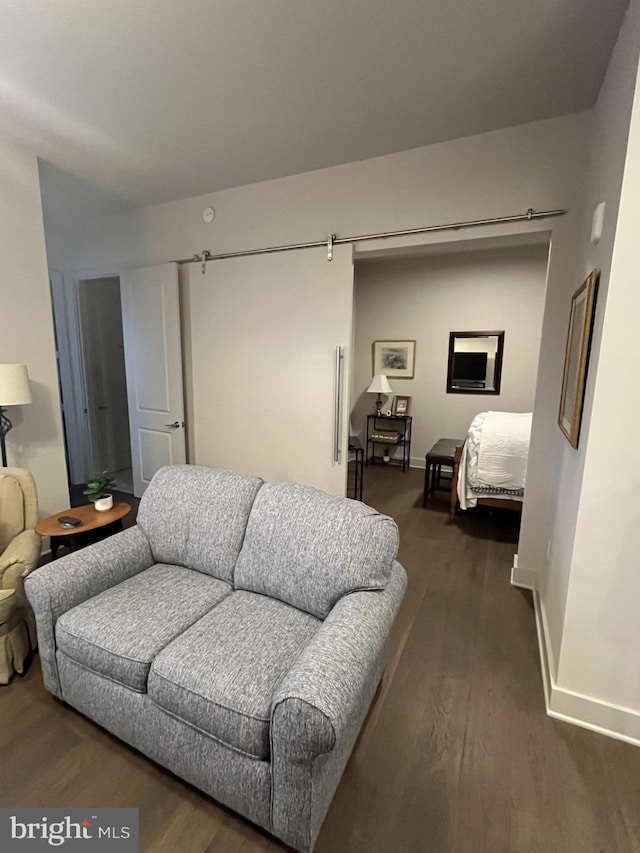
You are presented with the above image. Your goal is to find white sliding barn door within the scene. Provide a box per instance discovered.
[186,245,353,495]
[121,263,186,496]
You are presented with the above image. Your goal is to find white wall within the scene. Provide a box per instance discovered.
[43,112,588,277]
[511,0,640,742]
[554,2,640,727]
[0,145,69,517]
[519,0,640,681]
[352,245,549,464]
[39,160,132,273]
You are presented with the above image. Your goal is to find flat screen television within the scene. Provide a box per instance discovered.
[453,351,487,384]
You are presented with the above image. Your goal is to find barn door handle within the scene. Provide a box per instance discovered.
[333,346,344,463]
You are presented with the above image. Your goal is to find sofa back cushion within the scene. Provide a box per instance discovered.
[136,465,263,582]
[234,482,399,619]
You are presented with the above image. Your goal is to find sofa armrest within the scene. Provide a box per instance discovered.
[24,525,153,698]
[271,560,406,761]
[270,561,406,851]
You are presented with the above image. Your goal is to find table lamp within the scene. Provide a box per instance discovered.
[0,364,32,467]
[366,374,393,415]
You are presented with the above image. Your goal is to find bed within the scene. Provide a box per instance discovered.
[450,410,532,517]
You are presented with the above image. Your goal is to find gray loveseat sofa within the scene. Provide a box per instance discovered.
[25,465,406,851]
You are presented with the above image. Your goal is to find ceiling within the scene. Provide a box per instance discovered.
[0,0,629,206]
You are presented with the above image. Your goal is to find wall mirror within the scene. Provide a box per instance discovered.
[446,331,505,394]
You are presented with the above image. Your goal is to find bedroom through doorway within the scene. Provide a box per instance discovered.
[350,232,552,523]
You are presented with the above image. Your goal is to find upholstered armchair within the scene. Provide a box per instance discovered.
[0,467,41,683]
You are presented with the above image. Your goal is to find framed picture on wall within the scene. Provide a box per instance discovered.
[391,395,412,416]
[558,269,600,448]
[373,340,416,379]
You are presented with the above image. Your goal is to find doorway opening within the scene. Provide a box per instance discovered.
[350,230,552,524]
[50,274,133,495]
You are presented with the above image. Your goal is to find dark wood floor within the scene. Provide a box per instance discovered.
[2,467,640,852]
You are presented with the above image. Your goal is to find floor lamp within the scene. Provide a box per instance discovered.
[0,364,32,467]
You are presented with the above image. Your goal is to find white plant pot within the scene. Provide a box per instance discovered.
[94,494,113,512]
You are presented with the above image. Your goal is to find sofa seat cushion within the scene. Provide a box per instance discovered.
[148,591,320,759]
[56,564,232,692]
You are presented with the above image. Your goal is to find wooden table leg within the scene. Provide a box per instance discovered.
[450,445,463,517]
[423,461,430,507]
[49,536,62,560]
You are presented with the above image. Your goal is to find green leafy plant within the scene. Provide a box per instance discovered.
[83,471,116,502]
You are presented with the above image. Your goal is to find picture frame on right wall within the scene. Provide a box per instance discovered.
[558,269,600,448]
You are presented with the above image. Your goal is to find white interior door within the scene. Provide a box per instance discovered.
[121,263,185,496]
[186,245,353,495]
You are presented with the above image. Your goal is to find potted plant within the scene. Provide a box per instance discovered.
[83,471,117,512]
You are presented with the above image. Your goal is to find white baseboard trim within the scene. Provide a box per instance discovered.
[511,568,537,589]
[532,587,554,707]
[533,590,640,748]
[510,552,537,589]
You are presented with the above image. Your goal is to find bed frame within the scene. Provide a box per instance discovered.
[450,443,523,518]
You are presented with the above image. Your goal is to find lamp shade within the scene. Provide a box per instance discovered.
[0,364,32,406]
[366,374,393,395]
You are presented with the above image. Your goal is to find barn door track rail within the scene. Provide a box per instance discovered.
[188,207,566,273]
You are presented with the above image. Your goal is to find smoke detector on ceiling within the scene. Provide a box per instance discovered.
[202,207,216,224]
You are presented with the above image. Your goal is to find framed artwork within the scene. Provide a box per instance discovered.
[391,395,412,416]
[558,269,600,448]
[372,340,416,379]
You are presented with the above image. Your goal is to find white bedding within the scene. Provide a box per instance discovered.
[458,411,532,510]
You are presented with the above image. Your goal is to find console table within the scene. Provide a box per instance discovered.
[365,414,412,472]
